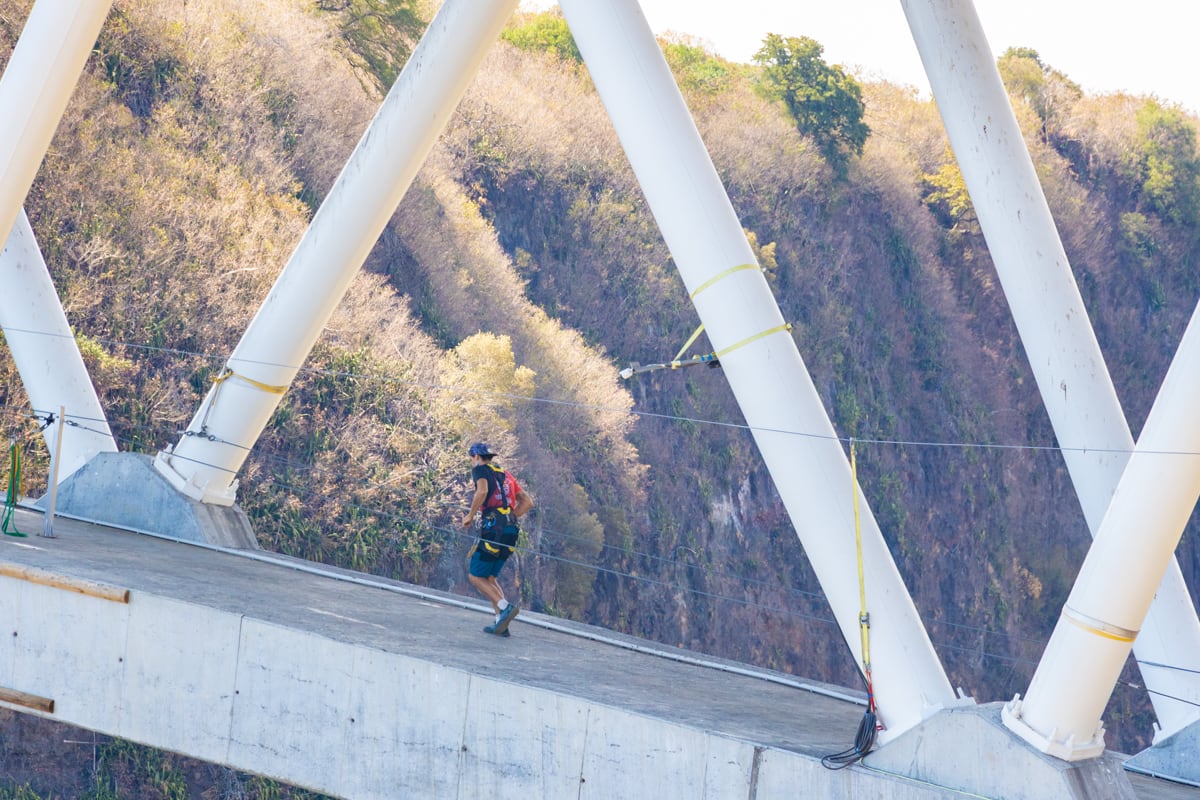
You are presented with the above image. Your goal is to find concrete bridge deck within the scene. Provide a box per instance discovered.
[1,506,1196,799]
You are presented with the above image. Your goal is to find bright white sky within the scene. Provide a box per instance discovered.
[520,0,1198,116]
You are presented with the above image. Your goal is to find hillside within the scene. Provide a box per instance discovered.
[3,0,1200,794]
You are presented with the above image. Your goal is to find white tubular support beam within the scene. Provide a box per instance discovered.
[902,0,1200,740]
[1,210,118,479]
[558,0,957,738]
[0,0,114,247]
[154,0,520,505]
[1004,299,1200,759]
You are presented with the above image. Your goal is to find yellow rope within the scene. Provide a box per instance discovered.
[850,441,872,687]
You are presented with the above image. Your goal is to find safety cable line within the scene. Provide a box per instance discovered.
[327,503,848,629]
[259,494,902,657]
[248,454,835,604]
[933,638,1040,668]
[255,470,845,627]
[22,407,111,426]
[0,325,225,365]
[1144,689,1200,709]
[922,616,1049,646]
[61,418,118,439]
[257,446,1038,654]
[1124,682,1200,710]
[250,468,1057,671]
[172,433,1076,649]
[1137,660,1200,676]
[8,323,1200,458]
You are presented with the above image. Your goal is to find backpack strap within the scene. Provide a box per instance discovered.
[485,463,512,514]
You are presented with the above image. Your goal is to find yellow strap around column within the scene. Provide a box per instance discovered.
[713,323,793,359]
[1063,605,1138,643]
[212,369,288,395]
[689,263,761,300]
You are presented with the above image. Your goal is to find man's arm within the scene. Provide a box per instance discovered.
[461,477,490,528]
[512,489,533,519]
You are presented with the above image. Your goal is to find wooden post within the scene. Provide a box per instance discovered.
[0,686,54,714]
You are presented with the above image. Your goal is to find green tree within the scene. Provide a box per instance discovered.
[662,36,733,96]
[502,10,581,64]
[1133,99,1200,226]
[997,46,1081,135]
[753,33,869,176]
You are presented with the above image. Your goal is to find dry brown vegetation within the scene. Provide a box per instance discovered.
[3,1,1200,794]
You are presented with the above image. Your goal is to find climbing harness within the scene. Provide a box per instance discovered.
[822,439,878,768]
[3,440,25,537]
[478,463,519,559]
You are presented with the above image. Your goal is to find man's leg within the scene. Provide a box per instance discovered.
[491,562,520,634]
[469,572,502,613]
[468,549,504,614]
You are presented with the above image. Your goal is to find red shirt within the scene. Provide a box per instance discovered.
[472,464,520,511]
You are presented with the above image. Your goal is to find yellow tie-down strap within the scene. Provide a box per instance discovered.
[673,324,708,362]
[689,263,762,300]
[212,369,288,395]
[714,323,793,360]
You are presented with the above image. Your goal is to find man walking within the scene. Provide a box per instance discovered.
[461,442,532,636]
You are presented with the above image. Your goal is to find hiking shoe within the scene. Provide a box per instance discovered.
[483,624,510,637]
[493,603,520,634]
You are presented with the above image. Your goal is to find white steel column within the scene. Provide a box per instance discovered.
[1,210,118,479]
[558,0,957,738]
[154,0,520,504]
[1003,300,1200,759]
[0,0,114,249]
[902,0,1200,740]
[0,0,117,481]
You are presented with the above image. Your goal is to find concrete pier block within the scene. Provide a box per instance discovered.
[1124,718,1200,788]
[34,452,258,548]
[863,702,1136,799]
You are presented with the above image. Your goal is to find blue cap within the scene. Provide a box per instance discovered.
[468,443,497,457]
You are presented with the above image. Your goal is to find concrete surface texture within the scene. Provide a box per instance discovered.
[1,507,1197,799]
